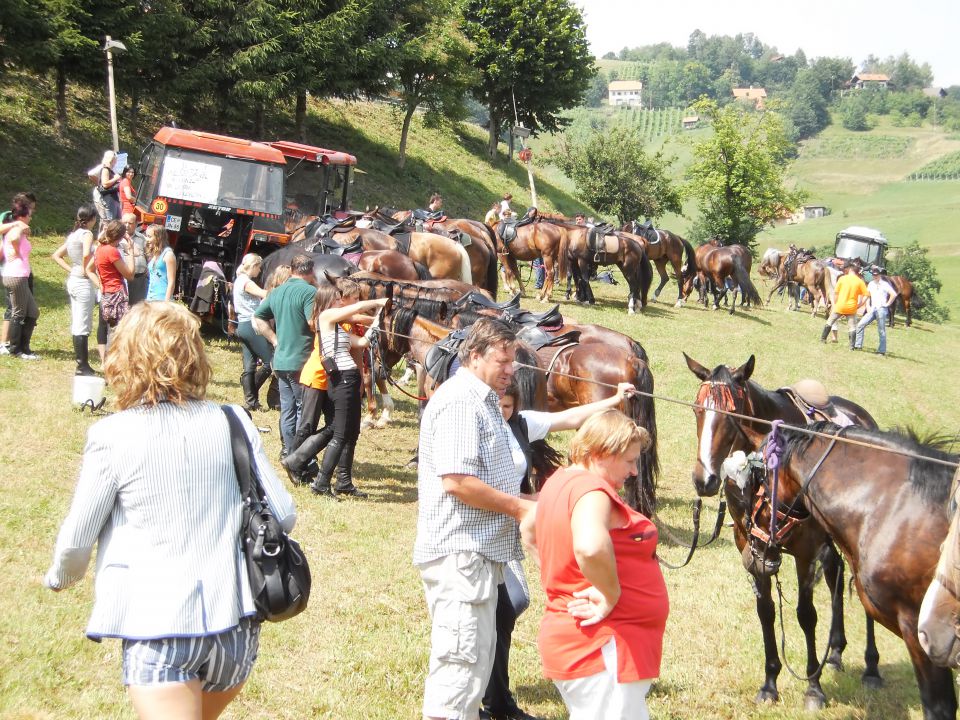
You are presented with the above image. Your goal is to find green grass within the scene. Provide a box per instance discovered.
[4,70,960,720]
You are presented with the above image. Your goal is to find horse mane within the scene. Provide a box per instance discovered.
[780,421,959,507]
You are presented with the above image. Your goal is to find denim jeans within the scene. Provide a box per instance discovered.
[275,370,304,451]
[855,306,888,354]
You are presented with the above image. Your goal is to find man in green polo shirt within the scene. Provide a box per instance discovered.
[253,255,316,457]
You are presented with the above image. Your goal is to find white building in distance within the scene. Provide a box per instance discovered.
[608,80,643,107]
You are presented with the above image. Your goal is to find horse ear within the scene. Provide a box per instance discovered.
[683,352,710,381]
[323,270,337,285]
[733,355,756,383]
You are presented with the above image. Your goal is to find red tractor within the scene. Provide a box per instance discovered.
[135,127,356,311]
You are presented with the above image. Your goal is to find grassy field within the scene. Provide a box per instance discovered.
[3,73,960,719]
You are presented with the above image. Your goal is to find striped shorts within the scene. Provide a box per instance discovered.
[121,618,260,692]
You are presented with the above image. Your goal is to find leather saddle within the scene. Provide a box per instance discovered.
[516,327,580,352]
[779,381,855,427]
[412,208,446,223]
[454,291,520,313]
[424,328,469,385]
[501,304,563,330]
[588,225,618,260]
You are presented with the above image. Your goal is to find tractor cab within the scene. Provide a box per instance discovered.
[135,127,288,306]
[834,226,888,267]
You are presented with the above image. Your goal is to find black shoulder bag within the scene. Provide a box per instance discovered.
[222,407,311,622]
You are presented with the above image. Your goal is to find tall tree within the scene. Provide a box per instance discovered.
[686,99,805,254]
[549,126,682,224]
[462,0,594,159]
[391,0,475,168]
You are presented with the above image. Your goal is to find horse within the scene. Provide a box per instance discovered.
[626,220,697,306]
[767,246,830,316]
[560,224,653,314]
[883,274,916,327]
[383,209,500,294]
[356,250,431,282]
[683,354,882,709]
[493,218,569,302]
[758,248,782,279]
[771,422,958,720]
[259,239,357,287]
[290,221,472,284]
[919,466,960,668]
[687,242,762,313]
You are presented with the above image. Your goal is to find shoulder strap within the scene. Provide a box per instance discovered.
[222,405,257,501]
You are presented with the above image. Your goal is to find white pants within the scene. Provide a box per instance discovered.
[419,552,502,720]
[67,275,95,335]
[555,638,653,720]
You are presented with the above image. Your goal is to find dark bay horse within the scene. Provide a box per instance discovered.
[919,466,960,667]
[773,423,958,720]
[684,354,882,710]
[561,224,653,314]
[260,240,357,287]
[627,220,697,306]
[883,274,916,327]
[493,219,569,302]
[688,242,762,313]
[767,246,829,316]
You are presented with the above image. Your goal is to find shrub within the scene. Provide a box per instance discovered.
[885,240,949,323]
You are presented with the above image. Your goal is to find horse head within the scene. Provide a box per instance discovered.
[684,353,756,497]
[920,467,960,667]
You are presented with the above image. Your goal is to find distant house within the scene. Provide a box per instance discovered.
[923,87,948,99]
[787,204,830,224]
[732,86,767,109]
[850,73,891,90]
[608,80,643,107]
[682,115,700,130]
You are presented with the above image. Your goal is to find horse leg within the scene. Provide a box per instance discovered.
[540,253,556,303]
[670,258,686,308]
[905,296,912,326]
[820,543,847,671]
[360,365,378,430]
[374,378,394,428]
[899,613,958,720]
[580,258,595,305]
[796,556,827,710]
[862,615,883,688]
[754,573,783,704]
[652,259,669,303]
[621,260,638,315]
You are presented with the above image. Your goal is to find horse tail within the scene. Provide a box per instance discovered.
[637,242,653,306]
[556,226,571,285]
[514,342,546,411]
[627,359,659,517]
[681,237,697,278]
[733,260,762,306]
[413,260,432,280]
[479,224,500,296]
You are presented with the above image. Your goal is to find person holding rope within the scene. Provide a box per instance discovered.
[520,409,667,720]
[481,381,637,720]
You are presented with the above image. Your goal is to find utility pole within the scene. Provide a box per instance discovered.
[104,36,127,153]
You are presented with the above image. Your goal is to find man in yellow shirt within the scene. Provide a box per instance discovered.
[820,263,869,347]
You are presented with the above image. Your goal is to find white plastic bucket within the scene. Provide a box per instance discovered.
[73,376,105,407]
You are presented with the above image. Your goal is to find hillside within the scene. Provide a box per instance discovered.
[0,71,588,235]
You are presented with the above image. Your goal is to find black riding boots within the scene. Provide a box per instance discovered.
[240,366,272,411]
[334,441,367,498]
[73,335,96,376]
[820,325,831,343]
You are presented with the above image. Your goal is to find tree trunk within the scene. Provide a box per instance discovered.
[295,89,307,142]
[254,103,265,138]
[129,89,141,138]
[487,105,500,160]
[398,101,417,170]
[55,65,68,131]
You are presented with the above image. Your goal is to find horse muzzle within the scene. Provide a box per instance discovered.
[741,542,781,577]
[918,581,960,667]
[693,470,722,497]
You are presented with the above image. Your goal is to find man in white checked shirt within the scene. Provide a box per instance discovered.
[414,318,536,720]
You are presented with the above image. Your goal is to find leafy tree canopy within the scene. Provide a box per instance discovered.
[886,240,949,322]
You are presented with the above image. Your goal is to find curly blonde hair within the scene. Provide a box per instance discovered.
[104,302,211,409]
[568,409,650,465]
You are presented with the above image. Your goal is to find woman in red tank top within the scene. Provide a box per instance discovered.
[522,409,669,720]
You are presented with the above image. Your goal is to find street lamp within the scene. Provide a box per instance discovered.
[103,36,127,153]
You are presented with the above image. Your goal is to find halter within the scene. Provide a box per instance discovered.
[695,379,756,450]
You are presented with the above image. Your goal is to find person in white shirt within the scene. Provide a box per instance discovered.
[854,270,898,355]
[499,193,513,220]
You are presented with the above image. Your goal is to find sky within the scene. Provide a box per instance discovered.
[579,0,959,87]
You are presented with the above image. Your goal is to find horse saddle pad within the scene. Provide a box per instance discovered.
[424,328,470,385]
[502,304,563,330]
[779,383,854,427]
[499,221,518,244]
[516,327,580,352]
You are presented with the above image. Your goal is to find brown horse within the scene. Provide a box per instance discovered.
[684,354,882,709]
[767,247,830,316]
[291,223,472,284]
[883,274,916,327]
[493,219,569,302]
[627,220,697,306]
[919,466,960,667]
[772,423,958,720]
[386,209,500,294]
[687,242,762,313]
[560,224,653,314]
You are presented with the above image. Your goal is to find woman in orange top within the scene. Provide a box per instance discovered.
[521,409,668,719]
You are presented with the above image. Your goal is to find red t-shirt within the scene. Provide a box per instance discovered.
[535,467,669,682]
[96,244,125,293]
[120,177,136,216]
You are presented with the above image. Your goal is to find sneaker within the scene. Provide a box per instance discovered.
[16,352,40,361]
[0,344,9,356]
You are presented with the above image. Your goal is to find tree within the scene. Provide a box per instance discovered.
[462,0,594,159]
[783,68,831,140]
[391,0,475,168]
[841,94,871,131]
[548,126,682,224]
[686,99,805,254]
[886,240,949,323]
[583,71,608,107]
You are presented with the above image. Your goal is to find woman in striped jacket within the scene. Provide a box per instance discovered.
[44,301,296,720]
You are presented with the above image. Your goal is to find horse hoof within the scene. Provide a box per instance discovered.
[826,649,844,671]
[374,419,389,429]
[803,690,826,712]
[755,689,779,705]
[360,417,375,431]
[862,673,884,690]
